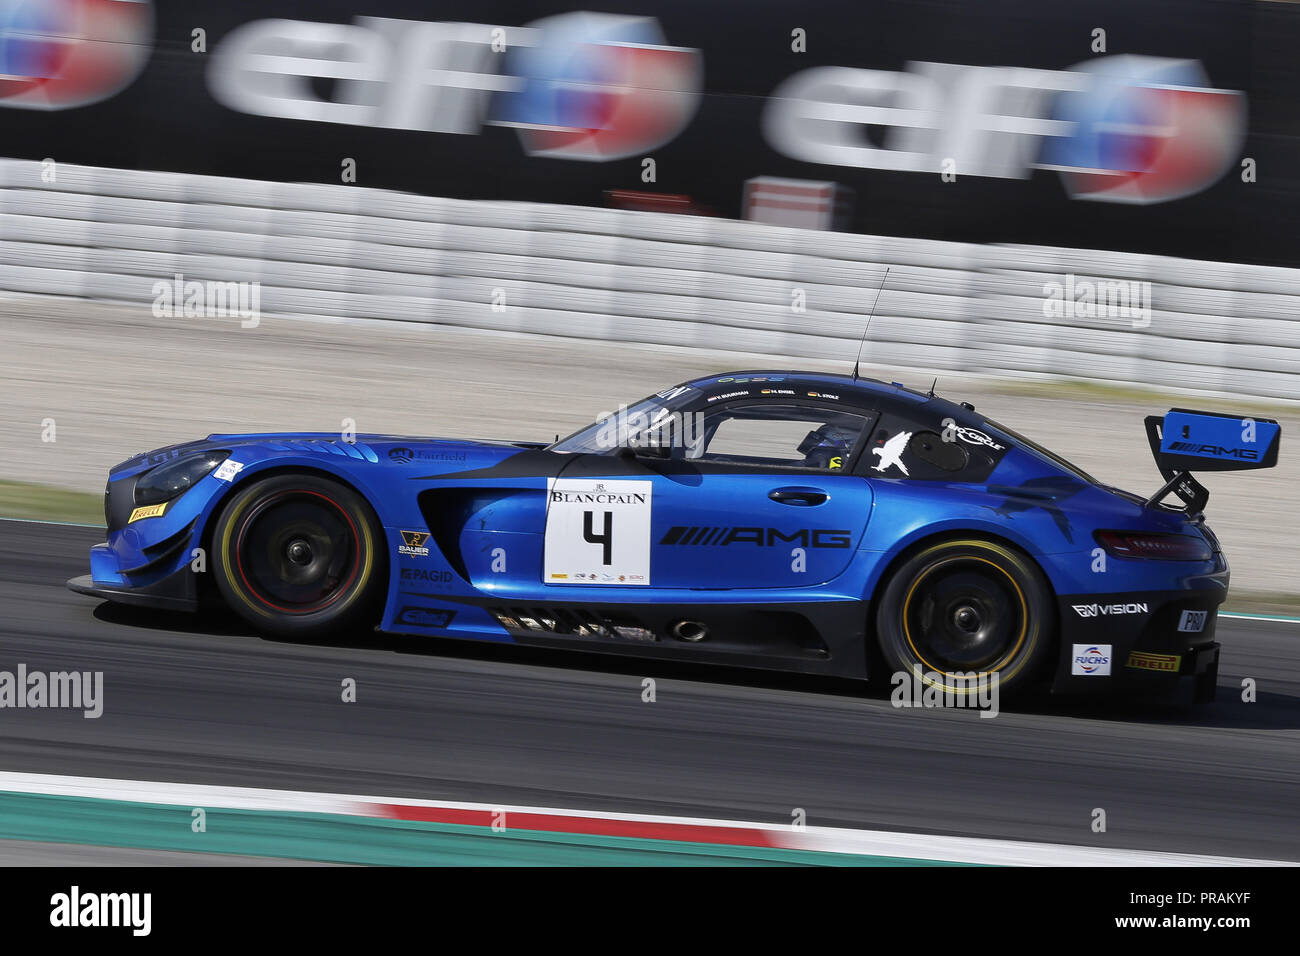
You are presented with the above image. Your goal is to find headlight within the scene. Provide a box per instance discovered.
[134,451,230,507]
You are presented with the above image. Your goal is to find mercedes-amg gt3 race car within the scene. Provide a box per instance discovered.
[69,371,1281,702]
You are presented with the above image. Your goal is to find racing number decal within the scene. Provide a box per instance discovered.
[544,479,652,585]
[583,510,613,565]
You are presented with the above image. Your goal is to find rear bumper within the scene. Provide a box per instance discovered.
[1050,586,1224,701]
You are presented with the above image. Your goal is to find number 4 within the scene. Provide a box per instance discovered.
[583,510,613,565]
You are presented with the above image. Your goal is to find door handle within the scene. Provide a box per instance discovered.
[769,487,829,506]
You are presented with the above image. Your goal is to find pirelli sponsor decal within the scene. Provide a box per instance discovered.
[127,503,167,523]
[1126,651,1182,673]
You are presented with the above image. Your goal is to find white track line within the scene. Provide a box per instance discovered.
[0,771,1289,866]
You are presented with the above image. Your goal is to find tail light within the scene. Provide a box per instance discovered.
[1094,530,1212,561]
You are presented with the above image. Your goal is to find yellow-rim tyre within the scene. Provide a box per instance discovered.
[874,538,1055,697]
[211,473,386,638]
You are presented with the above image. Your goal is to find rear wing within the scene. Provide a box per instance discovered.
[1144,409,1281,515]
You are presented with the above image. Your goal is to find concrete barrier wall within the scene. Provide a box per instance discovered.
[3,159,1298,400]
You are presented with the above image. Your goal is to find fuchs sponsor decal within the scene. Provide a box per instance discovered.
[398,530,431,557]
[1177,609,1208,633]
[1071,643,1112,675]
[1167,441,1259,461]
[1072,601,1149,618]
[127,503,166,523]
[396,606,456,629]
[1126,651,1181,673]
[213,459,244,482]
[400,568,454,585]
[659,526,852,548]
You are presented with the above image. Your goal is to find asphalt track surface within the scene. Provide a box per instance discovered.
[2,520,1298,862]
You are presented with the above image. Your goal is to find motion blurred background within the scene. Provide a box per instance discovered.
[1,0,1297,597]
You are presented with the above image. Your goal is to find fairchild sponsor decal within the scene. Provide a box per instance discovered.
[1071,643,1112,675]
[1126,651,1181,673]
[1072,602,1148,617]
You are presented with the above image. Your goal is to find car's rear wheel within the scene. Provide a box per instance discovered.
[874,538,1055,697]
[211,473,385,637]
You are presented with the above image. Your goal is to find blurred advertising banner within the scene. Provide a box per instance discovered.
[2,0,1293,265]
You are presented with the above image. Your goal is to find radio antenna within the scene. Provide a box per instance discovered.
[852,267,890,382]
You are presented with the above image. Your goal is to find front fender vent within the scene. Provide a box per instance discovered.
[262,439,378,463]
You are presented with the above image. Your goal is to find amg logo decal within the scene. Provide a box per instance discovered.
[1168,441,1259,460]
[659,527,852,548]
[1072,602,1149,618]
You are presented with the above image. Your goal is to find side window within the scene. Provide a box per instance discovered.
[693,404,870,471]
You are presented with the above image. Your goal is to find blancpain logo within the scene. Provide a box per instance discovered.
[1072,602,1149,618]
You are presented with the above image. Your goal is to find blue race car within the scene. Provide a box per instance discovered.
[69,371,1280,702]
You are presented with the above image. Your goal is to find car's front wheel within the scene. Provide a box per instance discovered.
[874,537,1055,698]
[211,473,385,637]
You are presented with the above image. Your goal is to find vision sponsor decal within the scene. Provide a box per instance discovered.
[396,606,456,629]
[659,526,852,548]
[398,530,431,557]
[127,503,166,523]
[1072,602,1148,618]
[1177,609,1208,633]
[1126,651,1181,673]
[871,431,912,476]
[1071,643,1112,675]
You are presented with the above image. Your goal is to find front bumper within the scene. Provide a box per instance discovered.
[67,569,196,612]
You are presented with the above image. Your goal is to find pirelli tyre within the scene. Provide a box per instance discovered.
[211,473,385,637]
[874,538,1055,698]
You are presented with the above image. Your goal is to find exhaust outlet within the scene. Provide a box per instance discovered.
[671,620,708,642]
